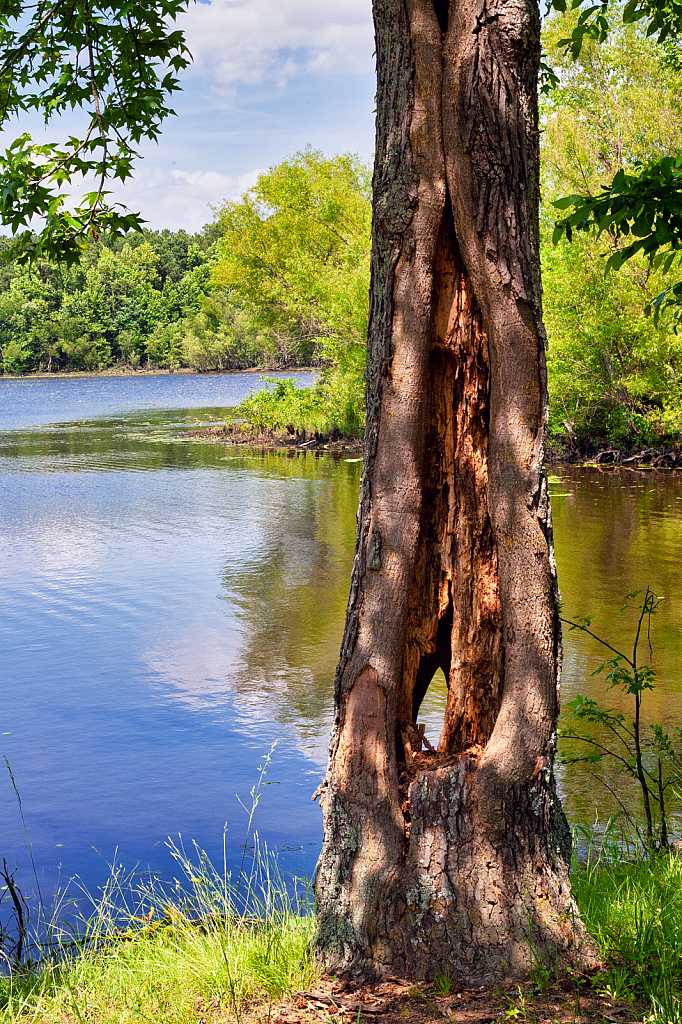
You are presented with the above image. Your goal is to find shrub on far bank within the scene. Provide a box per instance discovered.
[237,371,364,439]
[214,149,370,437]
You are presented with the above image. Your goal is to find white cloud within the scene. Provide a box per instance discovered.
[106,164,264,231]
[0,2,377,234]
[144,625,238,711]
[180,0,374,87]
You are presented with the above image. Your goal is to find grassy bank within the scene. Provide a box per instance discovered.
[0,836,318,1023]
[2,827,681,1023]
[572,829,682,1018]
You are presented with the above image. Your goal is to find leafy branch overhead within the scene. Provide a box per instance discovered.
[547,0,682,320]
[549,0,682,57]
[553,159,682,318]
[0,0,191,263]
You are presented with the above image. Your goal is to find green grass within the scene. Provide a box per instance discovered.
[0,836,318,1023]
[572,824,682,1020]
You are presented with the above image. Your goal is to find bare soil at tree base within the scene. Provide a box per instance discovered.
[238,977,640,1024]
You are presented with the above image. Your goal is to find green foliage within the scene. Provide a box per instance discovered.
[237,371,363,437]
[179,293,278,373]
[215,149,371,436]
[0,151,371,419]
[545,0,682,326]
[560,588,682,849]
[214,149,370,354]
[542,9,682,198]
[0,224,310,375]
[552,156,682,329]
[548,0,682,60]
[541,230,682,444]
[0,1,191,264]
[541,10,682,445]
[0,229,217,374]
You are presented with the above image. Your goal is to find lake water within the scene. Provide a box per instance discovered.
[2,371,682,924]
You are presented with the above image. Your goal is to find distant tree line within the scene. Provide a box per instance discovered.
[0,224,312,376]
[0,148,370,436]
[4,14,682,450]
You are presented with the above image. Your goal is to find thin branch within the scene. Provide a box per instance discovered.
[0,5,60,82]
[632,586,649,673]
[563,734,635,773]
[593,713,637,748]
[559,616,631,666]
[585,771,637,831]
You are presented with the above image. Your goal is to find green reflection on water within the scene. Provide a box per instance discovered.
[7,404,682,833]
[549,466,682,831]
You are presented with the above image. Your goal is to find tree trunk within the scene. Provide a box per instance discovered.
[314,0,599,985]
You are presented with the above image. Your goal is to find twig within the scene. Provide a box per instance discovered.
[295,991,384,1014]
[559,616,629,665]
[0,859,26,970]
[585,772,636,831]
[4,757,46,926]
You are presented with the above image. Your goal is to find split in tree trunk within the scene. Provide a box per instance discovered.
[314,0,599,985]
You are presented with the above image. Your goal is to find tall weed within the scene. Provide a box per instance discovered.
[0,749,318,1022]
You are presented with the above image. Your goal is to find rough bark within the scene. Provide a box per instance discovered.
[314,0,598,984]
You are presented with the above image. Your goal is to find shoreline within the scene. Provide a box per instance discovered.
[193,423,682,467]
[187,422,364,456]
[2,369,681,470]
[547,438,682,469]
[0,364,316,382]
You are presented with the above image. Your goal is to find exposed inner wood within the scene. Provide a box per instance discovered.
[396,200,503,772]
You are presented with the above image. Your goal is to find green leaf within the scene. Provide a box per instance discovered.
[553,194,584,210]
[0,1,191,261]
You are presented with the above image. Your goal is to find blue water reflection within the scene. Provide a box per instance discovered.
[0,369,315,430]
[0,372,330,912]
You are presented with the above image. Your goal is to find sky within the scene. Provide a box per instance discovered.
[4,0,377,235]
